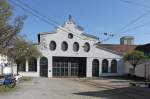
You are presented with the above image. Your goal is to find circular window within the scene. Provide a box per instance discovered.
[61,41,68,51]
[84,42,90,52]
[49,41,56,51]
[73,42,79,52]
[68,33,73,39]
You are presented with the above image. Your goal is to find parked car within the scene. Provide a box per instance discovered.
[3,74,16,88]
[0,77,5,85]
[14,74,23,81]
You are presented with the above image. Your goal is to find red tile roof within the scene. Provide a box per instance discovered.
[96,44,138,56]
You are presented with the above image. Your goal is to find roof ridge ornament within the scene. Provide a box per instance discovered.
[69,15,73,21]
[68,14,75,24]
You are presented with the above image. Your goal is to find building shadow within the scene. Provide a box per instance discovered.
[101,76,146,81]
[73,86,150,99]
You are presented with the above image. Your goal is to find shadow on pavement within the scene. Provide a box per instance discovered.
[73,86,150,99]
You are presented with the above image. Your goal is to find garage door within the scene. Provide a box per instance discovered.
[52,57,86,77]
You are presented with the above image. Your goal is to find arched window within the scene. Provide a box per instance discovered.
[29,57,37,72]
[49,41,56,51]
[61,41,68,51]
[17,59,26,72]
[84,42,90,52]
[73,42,79,52]
[111,59,117,73]
[68,33,73,39]
[92,59,99,77]
[102,59,108,73]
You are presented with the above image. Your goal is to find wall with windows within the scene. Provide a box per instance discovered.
[19,18,124,77]
[36,25,123,77]
[18,57,40,77]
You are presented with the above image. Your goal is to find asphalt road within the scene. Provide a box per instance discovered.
[0,78,150,99]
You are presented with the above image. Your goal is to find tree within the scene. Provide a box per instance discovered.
[0,0,41,58]
[0,0,25,53]
[7,38,41,74]
[7,38,41,62]
[124,51,148,76]
[0,0,41,74]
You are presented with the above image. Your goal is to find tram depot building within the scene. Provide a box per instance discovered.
[17,16,131,78]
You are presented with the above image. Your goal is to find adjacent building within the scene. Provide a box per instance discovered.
[0,55,8,75]
[120,36,134,45]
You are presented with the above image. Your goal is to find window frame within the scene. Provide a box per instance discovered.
[73,42,79,52]
[29,57,37,72]
[68,33,73,39]
[49,41,56,51]
[84,42,90,52]
[102,59,109,73]
[61,41,68,51]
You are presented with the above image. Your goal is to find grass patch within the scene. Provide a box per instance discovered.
[0,85,18,93]
[21,77,33,82]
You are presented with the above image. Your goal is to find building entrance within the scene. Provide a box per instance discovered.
[52,57,86,77]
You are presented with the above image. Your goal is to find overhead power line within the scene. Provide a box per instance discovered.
[10,0,92,41]
[9,0,58,28]
[120,0,150,9]
[121,21,150,33]
[101,19,150,42]
[117,0,150,33]
[118,0,150,32]
[17,0,59,26]
[117,10,150,33]
[101,0,150,43]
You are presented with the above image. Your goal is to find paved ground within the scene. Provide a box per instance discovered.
[0,78,150,99]
[72,78,150,99]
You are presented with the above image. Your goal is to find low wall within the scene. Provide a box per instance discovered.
[125,61,150,78]
[19,72,39,77]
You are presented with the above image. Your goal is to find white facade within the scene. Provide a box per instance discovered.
[18,17,124,77]
[0,54,17,75]
[0,54,8,75]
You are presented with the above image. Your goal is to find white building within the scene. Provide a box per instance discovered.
[0,54,8,75]
[18,16,124,77]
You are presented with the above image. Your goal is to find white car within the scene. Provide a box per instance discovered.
[14,74,23,81]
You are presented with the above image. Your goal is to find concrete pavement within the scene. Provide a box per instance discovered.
[0,78,102,99]
[0,78,150,99]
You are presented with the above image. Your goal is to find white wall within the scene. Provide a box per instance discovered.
[0,54,8,75]
[21,19,124,77]
[19,72,39,77]
[125,61,150,78]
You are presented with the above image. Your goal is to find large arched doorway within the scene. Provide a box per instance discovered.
[102,59,108,73]
[92,59,99,77]
[111,59,117,73]
[40,57,48,77]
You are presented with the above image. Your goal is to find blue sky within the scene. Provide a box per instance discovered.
[10,0,150,44]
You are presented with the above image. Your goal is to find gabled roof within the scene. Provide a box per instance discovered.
[38,32,56,35]
[136,43,150,53]
[37,16,99,41]
[95,45,122,56]
[96,43,137,56]
[81,33,99,40]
